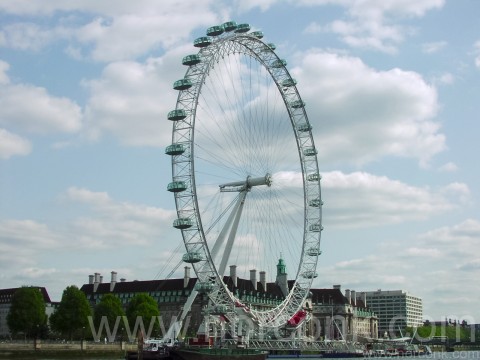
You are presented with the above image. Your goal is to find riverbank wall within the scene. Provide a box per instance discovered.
[0,340,136,358]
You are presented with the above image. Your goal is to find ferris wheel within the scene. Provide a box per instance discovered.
[166,21,322,331]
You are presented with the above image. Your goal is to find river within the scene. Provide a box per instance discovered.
[9,351,480,360]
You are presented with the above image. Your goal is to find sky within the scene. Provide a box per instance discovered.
[0,0,479,323]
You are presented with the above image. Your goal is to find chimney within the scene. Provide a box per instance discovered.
[345,289,351,304]
[259,271,266,291]
[89,275,94,284]
[110,271,117,292]
[351,290,357,306]
[93,272,100,292]
[362,292,367,307]
[120,278,126,282]
[230,265,237,287]
[250,269,257,291]
[333,284,341,290]
[100,275,103,283]
[184,266,190,288]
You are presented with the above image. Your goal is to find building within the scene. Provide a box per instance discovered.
[80,266,287,337]
[80,262,378,340]
[364,289,423,337]
[308,285,378,341]
[0,287,55,338]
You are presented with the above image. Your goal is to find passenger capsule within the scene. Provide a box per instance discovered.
[234,23,251,33]
[182,252,203,263]
[167,181,187,192]
[309,198,323,207]
[251,31,264,39]
[173,79,193,90]
[194,36,212,48]
[206,25,224,37]
[303,147,318,156]
[309,223,323,232]
[165,144,186,156]
[307,247,322,256]
[302,271,318,279]
[282,78,297,88]
[173,218,193,229]
[168,109,187,121]
[307,173,321,181]
[194,282,214,294]
[297,123,312,132]
[222,21,237,32]
[290,100,305,108]
[267,43,276,50]
[182,54,202,66]
[271,59,287,68]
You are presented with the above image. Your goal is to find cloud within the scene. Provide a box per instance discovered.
[0,187,179,298]
[299,0,445,53]
[438,162,458,172]
[62,187,176,249]
[0,83,82,134]
[0,60,9,84]
[0,219,61,248]
[314,218,480,319]
[82,50,185,146]
[291,50,444,166]
[474,41,480,68]
[422,41,448,54]
[0,0,225,62]
[0,60,82,154]
[0,22,63,51]
[0,128,31,159]
[322,171,469,228]
[433,73,454,85]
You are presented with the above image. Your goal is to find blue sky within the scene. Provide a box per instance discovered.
[0,0,479,323]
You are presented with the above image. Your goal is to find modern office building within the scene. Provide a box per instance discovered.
[364,289,423,337]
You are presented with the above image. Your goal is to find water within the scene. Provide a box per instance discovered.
[6,351,480,360]
[5,351,480,360]
[268,354,480,360]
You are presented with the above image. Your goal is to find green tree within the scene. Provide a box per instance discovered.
[7,287,47,338]
[93,294,125,337]
[126,293,160,337]
[50,285,92,340]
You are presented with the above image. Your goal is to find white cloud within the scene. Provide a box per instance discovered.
[83,51,185,146]
[299,0,445,53]
[0,219,61,248]
[291,50,444,166]
[63,187,176,249]
[322,171,468,228]
[422,41,447,54]
[0,63,82,135]
[0,187,179,298]
[438,162,458,172]
[315,217,480,319]
[474,40,480,68]
[0,60,10,84]
[0,1,225,62]
[434,72,454,85]
[0,128,31,159]
[0,22,61,51]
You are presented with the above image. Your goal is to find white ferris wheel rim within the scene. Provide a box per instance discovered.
[167,22,322,330]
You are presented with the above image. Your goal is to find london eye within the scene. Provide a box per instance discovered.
[166,21,323,332]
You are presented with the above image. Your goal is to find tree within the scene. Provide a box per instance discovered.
[93,294,125,336]
[7,287,47,338]
[126,293,160,337]
[50,285,92,340]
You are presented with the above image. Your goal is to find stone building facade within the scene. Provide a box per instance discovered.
[80,265,378,341]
